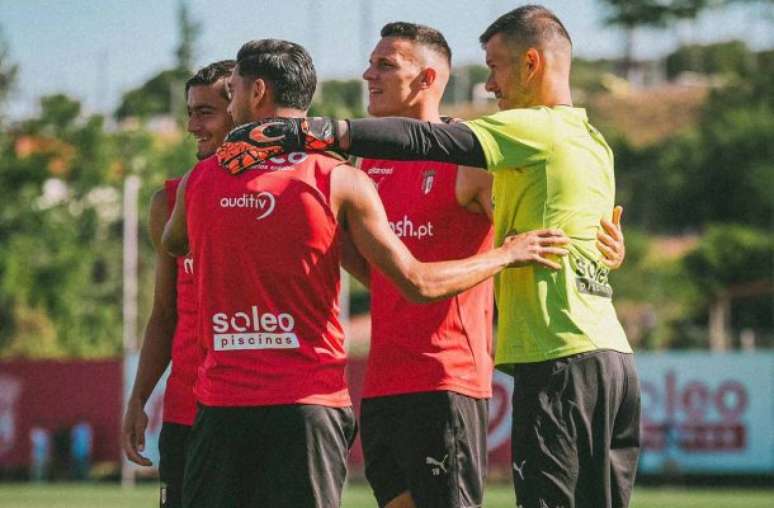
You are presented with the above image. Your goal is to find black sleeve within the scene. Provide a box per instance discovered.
[347,117,487,168]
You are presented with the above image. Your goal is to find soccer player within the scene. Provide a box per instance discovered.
[221,6,640,508]
[354,22,625,508]
[121,60,235,508]
[163,39,571,508]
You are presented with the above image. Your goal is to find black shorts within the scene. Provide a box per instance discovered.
[158,422,191,508]
[509,350,641,508]
[361,391,488,508]
[182,403,356,508]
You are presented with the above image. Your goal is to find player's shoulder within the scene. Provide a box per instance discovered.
[470,106,554,129]
[192,154,220,173]
[299,150,351,177]
[183,154,219,187]
[306,150,348,166]
[466,106,557,153]
[163,176,182,195]
[148,187,171,230]
[150,187,169,215]
[330,160,373,190]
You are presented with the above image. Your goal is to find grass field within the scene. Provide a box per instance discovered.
[0,483,772,507]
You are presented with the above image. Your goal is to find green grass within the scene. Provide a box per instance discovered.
[0,483,771,507]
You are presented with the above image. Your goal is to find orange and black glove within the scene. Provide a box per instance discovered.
[216,118,339,175]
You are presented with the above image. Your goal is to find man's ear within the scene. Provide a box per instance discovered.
[419,67,437,89]
[523,48,541,81]
[251,77,268,109]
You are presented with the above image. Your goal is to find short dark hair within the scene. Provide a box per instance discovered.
[185,60,236,99]
[235,39,316,110]
[479,5,572,50]
[381,22,452,65]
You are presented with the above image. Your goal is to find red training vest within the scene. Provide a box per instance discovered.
[360,159,495,399]
[186,152,350,407]
[162,178,199,426]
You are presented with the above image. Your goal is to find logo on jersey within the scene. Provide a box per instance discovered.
[389,215,434,240]
[367,167,393,176]
[421,170,436,195]
[219,192,276,220]
[212,306,300,351]
[182,256,194,275]
[252,151,309,171]
[572,254,613,298]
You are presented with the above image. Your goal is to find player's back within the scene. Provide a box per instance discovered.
[185,151,350,408]
[467,106,630,366]
[359,158,494,399]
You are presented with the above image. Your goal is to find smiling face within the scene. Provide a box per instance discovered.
[362,36,425,118]
[186,79,233,159]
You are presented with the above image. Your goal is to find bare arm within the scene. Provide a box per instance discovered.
[455,165,493,221]
[162,171,191,257]
[339,227,371,288]
[331,164,569,303]
[338,157,371,287]
[122,189,178,466]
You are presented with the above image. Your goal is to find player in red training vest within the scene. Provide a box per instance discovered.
[351,23,626,508]
[121,60,235,508]
[163,39,571,508]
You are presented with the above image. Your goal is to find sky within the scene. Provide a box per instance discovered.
[1,0,772,119]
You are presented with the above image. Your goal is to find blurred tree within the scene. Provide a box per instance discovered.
[310,79,365,118]
[682,224,774,348]
[0,90,197,358]
[0,26,18,118]
[114,68,191,120]
[665,40,755,79]
[442,65,489,104]
[610,42,774,232]
[571,58,618,94]
[599,0,718,79]
[0,94,120,357]
[114,0,200,120]
[175,0,201,74]
[684,224,774,294]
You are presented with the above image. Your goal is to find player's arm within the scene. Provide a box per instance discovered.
[598,205,625,270]
[122,189,178,467]
[454,167,626,270]
[162,171,191,257]
[332,164,569,303]
[343,118,487,166]
[337,156,372,287]
[339,227,370,288]
[217,118,487,173]
[456,165,494,221]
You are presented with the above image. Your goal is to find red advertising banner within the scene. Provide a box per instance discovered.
[0,359,122,469]
[5,352,771,476]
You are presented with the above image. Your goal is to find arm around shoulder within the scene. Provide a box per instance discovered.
[332,164,568,302]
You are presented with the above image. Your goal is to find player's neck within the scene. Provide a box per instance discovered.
[381,102,441,123]
[253,106,307,119]
[538,77,573,108]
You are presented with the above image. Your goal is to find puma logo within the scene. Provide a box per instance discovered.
[513,459,526,480]
[426,454,449,476]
